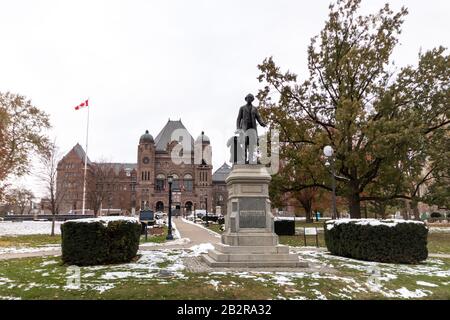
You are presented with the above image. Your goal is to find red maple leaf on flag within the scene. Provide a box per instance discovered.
[74,99,89,110]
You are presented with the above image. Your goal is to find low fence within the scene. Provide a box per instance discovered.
[2,214,95,222]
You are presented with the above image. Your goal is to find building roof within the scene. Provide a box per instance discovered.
[139,130,154,143]
[154,119,194,151]
[212,162,232,182]
[98,163,137,175]
[72,143,92,164]
[195,131,210,144]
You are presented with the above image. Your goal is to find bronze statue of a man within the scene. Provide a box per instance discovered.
[236,93,267,133]
[234,93,267,164]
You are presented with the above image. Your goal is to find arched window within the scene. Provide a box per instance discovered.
[171,174,180,191]
[184,173,193,192]
[156,174,165,191]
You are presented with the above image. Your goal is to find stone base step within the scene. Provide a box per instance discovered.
[207,249,299,263]
[222,233,279,246]
[202,254,308,268]
[214,243,291,254]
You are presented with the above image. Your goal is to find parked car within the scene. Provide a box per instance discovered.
[194,210,207,219]
[154,211,167,219]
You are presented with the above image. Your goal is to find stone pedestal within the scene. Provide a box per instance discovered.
[203,164,307,268]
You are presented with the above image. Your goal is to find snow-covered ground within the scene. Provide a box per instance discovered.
[326,218,425,230]
[0,221,64,236]
[429,227,450,233]
[67,216,139,226]
[0,243,449,300]
[0,245,60,255]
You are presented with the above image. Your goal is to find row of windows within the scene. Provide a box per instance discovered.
[155,178,193,192]
[64,172,80,178]
[64,163,77,169]
[142,171,151,181]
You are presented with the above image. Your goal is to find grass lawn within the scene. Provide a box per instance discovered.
[0,249,449,300]
[279,234,327,248]
[140,226,168,244]
[0,235,61,248]
[206,224,223,235]
[427,233,450,255]
[0,226,170,248]
[295,221,327,229]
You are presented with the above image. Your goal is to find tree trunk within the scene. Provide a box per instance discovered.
[51,213,55,236]
[305,207,313,223]
[411,199,420,221]
[299,198,313,223]
[348,192,361,219]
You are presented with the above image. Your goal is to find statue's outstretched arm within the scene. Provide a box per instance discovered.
[236,107,243,129]
[256,110,267,127]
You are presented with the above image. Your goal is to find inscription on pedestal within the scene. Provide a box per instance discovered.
[238,197,266,228]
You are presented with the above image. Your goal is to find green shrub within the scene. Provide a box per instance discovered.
[430,212,442,218]
[61,217,141,266]
[274,220,295,235]
[324,219,428,264]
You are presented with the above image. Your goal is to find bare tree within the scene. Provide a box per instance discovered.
[87,160,120,217]
[6,187,34,215]
[38,141,66,236]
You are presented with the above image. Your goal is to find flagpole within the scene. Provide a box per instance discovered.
[81,99,90,215]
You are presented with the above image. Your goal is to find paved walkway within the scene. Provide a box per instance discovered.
[0,218,221,260]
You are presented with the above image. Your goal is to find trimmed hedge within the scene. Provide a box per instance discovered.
[61,217,141,266]
[202,215,219,223]
[430,212,442,218]
[324,219,428,264]
[274,220,295,236]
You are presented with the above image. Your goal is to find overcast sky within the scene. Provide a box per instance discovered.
[1,0,448,197]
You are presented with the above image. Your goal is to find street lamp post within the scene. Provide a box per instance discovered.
[166,175,174,240]
[205,196,209,227]
[324,145,338,220]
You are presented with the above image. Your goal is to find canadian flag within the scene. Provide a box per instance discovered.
[74,99,89,110]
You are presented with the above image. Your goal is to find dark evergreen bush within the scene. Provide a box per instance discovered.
[61,217,141,266]
[324,219,428,264]
[430,212,442,218]
[274,220,295,235]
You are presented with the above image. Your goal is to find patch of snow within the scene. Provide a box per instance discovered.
[40,259,59,267]
[271,275,295,286]
[210,271,227,275]
[207,279,220,291]
[311,289,327,300]
[0,277,13,286]
[101,271,138,280]
[0,246,60,255]
[139,237,190,248]
[395,287,430,298]
[188,243,215,256]
[0,296,21,300]
[91,283,115,293]
[325,218,425,228]
[416,281,438,287]
[0,221,64,236]
[82,272,96,278]
[66,216,139,227]
[274,217,296,221]
[171,220,181,239]
[428,227,450,233]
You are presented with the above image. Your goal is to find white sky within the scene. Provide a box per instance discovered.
[1,0,448,197]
